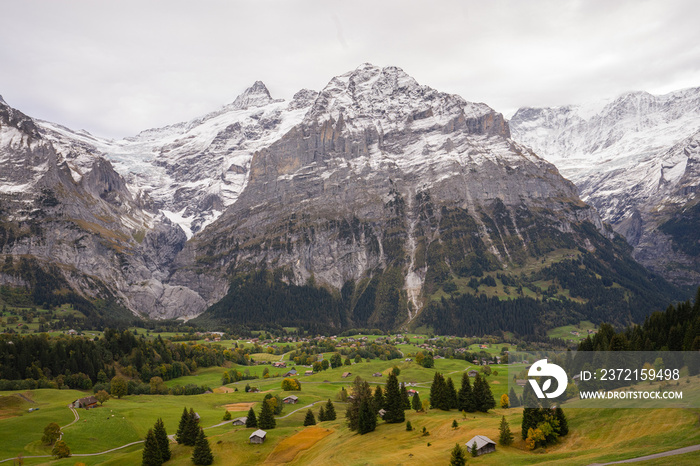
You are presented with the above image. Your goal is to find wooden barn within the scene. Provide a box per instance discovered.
[232,417,247,426]
[465,435,496,456]
[249,429,267,444]
[71,396,98,409]
[283,395,299,404]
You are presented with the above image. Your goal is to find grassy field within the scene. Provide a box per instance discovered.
[547,321,597,342]
[2,358,700,465]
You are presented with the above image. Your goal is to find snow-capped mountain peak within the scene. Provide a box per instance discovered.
[229,80,278,110]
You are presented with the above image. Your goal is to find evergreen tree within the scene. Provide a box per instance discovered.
[223,411,232,421]
[452,419,458,429]
[430,372,447,410]
[508,387,520,407]
[176,407,189,444]
[471,440,478,457]
[450,443,466,466]
[325,399,337,420]
[258,398,276,429]
[191,428,213,466]
[472,374,495,412]
[318,405,327,422]
[406,420,413,431]
[142,429,162,466]
[303,409,316,426]
[555,406,569,436]
[458,373,475,412]
[411,391,422,411]
[358,399,376,434]
[346,377,373,432]
[153,418,171,462]
[372,384,385,414]
[383,373,405,423]
[445,377,458,410]
[183,408,199,446]
[521,407,540,440]
[400,383,411,410]
[499,415,514,446]
[245,407,258,428]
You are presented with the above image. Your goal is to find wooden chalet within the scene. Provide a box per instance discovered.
[232,417,247,426]
[465,435,496,456]
[342,372,352,378]
[249,429,267,444]
[71,396,98,409]
[283,395,299,404]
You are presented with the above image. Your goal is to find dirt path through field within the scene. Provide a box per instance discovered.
[588,444,700,465]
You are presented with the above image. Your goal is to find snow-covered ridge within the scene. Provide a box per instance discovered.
[37,82,319,237]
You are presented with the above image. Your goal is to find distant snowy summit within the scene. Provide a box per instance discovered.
[510,87,700,285]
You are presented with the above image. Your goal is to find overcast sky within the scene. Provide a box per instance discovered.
[1,0,699,138]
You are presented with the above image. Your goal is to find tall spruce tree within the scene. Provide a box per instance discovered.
[372,385,385,414]
[473,374,496,412]
[509,387,520,408]
[325,399,337,421]
[358,399,376,434]
[445,377,458,410]
[142,428,162,466]
[458,373,475,412]
[521,407,541,440]
[245,407,257,428]
[176,407,189,444]
[450,443,467,466]
[555,406,569,436]
[400,383,411,410]
[183,408,199,446]
[191,428,213,466]
[430,372,447,410]
[318,405,327,422]
[153,418,170,462]
[499,415,514,446]
[383,373,405,423]
[258,398,276,429]
[346,377,372,432]
[411,391,422,411]
[303,409,316,426]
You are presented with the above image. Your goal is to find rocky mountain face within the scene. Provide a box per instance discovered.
[173,64,677,331]
[510,88,700,285]
[0,96,203,320]
[0,67,683,331]
[39,82,318,238]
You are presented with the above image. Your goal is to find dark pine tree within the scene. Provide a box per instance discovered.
[153,418,170,462]
[445,377,458,410]
[509,387,520,408]
[325,399,337,420]
[175,407,189,444]
[303,409,316,426]
[318,405,327,422]
[245,407,258,428]
[458,373,475,412]
[191,428,213,466]
[383,373,405,423]
[184,408,199,446]
[473,374,496,413]
[258,398,276,429]
[400,383,411,410]
[499,415,514,446]
[372,385,385,414]
[411,391,422,411]
[142,428,163,466]
[430,372,447,410]
[450,443,466,466]
[555,406,569,436]
[358,399,377,434]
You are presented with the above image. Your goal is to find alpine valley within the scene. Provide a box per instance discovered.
[0,65,687,335]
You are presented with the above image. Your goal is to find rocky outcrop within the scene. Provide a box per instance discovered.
[510,88,700,285]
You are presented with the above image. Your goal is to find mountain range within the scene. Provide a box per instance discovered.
[510,87,700,286]
[0,65,689,334]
